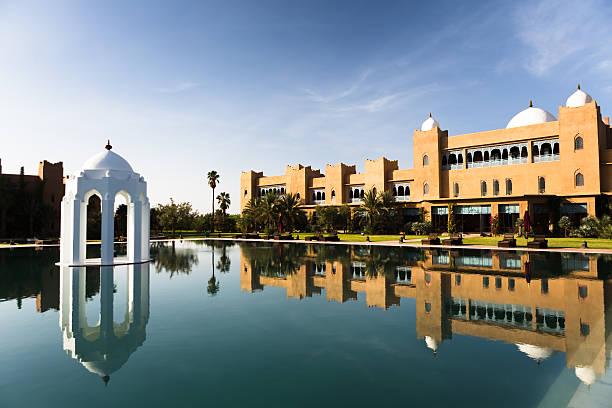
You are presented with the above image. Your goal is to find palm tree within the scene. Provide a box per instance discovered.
[216,192,231,216]
[278,193,302,233]
[207,171,220,230]
[259,192,281,234]
[208,244,220,295]
[361,189,381,229]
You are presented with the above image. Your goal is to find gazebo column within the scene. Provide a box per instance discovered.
[61,198,86,265]
[141,199,150,260]
[128,199,143,262]
[101,197,115,265]
[99,266,115,339]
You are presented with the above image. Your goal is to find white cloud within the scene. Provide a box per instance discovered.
[514,0,612,76]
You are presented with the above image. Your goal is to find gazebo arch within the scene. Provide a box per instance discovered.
[60,142,150,266]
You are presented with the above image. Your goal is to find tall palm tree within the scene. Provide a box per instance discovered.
[259,192,280,233]
[216,192,231,216]
[278,193,302,233]
[361,189,381,229]
[207,171,220,230]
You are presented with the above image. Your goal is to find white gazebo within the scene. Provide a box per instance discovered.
[59,141,150,266]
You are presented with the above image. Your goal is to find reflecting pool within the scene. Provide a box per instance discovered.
[2,241,612,407]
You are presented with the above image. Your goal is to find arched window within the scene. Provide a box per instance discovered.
[502,149,508,160]
[453,182,459,197]
[510,146,520,159]
[398,186,404,196]
[322,192,325,200]
[553,143,559,155]
[521,146,528,158]
[541,143,552,156]
[532,145,539,157]
[312,192,316,201]
[506,179,512,195]
[423,154,429,166]
[481,181,487,196]
[467,152,472,162]
[406,185,410,196]
[442,156,447,166]
[493,180,499,196]
[316,191,322,201]
[449,154,457,165]
[423,183,429,195]
[538,177,546,193]
[372,188,377,196]
[473,151,483,162]
[458,154,463,164]
[484,151,490,162]
[392,186,397,196]
[296,193,300,200]
[576,172,584,186]
[331,190,336,200]
[360,189,364,199]
[575,136,583,150]
[491,149,501,161]
[244,189,247,197]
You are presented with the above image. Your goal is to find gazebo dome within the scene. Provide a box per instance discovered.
[506,101,556,128]
[566,84,593,108]
[516,343,553,361]
[81,141,134,173]
[575,366,602,386]
[421,113,440,131]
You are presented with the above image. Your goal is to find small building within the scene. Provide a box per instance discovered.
[240,86,612,233]
[0,159,64,239]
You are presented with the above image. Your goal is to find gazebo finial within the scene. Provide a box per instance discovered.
[578,83,581,90]
[103,375,110,387]
[529,100,533,108]
[105,140,112,150]
[429,112,432,117]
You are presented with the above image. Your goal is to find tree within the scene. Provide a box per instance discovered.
[0,176,14,237]
[360,189,381,232]
[114,204,128,238]
[258,192,281,234]
[447,203,457,233]
[207,171,220,231]
[490,214,501,235]
[157,198,194,238]
[278,193,302,233]
[558,216,572,237]
[339,205,351,232]
[216,192,231,216]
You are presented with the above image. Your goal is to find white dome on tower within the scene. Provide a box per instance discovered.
[421,113,440,131]
[506,101,556,128]
[81,140,134,173]
[575,366,602,386]
[516,343,553,362]
[425,336,439,353]
[566,84,593,108]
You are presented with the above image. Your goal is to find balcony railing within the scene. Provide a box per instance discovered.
[350,198,363,204]
[312,200,325,205]
[467,157,528,169]
[394,196,410,202]
[533,154,560,163]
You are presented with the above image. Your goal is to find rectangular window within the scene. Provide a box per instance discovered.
[506,179,512,195]
[580,322,590,336]
[493,180,499,196]
[483,277,489,289]
[579,285,588,299]
[495,277,502,289]
[541,279,549,294]
[508,278,515,291]
[455,274,461,286]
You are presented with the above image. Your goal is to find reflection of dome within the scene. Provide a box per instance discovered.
[506,101,556,128]
[575,366,602,386]
[516,343,553,362]
[81,141,134,173]
[566,84,593,108]
[421,113,440,131]
[425,336,439,354]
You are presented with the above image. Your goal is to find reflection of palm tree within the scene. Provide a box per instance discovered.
[208,247,220,295]
[240,242,306,277]
[216,244,231,273]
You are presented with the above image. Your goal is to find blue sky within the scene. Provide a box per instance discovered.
[1,0,611,213]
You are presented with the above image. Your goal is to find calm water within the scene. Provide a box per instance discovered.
[1,241,612,407]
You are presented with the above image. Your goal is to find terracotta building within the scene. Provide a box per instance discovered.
[0,159,64,238]
[241,86,612,233]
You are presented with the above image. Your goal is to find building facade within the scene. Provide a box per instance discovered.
[0,159,64,239]
[240,86,612,233]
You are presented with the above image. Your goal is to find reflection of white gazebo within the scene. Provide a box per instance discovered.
[59,141,150,266]
[59,263,150,385]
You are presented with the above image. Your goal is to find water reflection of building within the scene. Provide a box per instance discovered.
[240,244,612,387]
[59,263,150,385]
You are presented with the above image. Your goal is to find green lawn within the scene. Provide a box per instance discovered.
[462,236,612,249]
